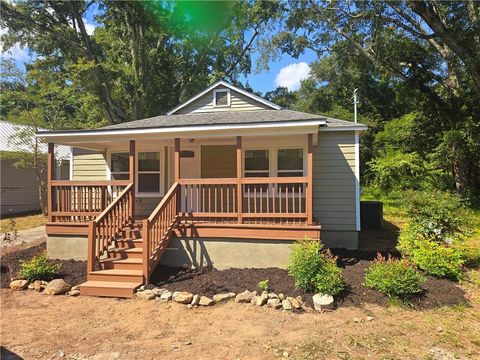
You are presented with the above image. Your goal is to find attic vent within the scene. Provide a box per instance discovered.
[213,89,230,107]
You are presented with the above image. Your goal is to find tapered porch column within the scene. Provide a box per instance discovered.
[236,136,243,224]
[307,134,314,225]
[174,138,180,181]
[129,140,136,220]
[47,143,55,222]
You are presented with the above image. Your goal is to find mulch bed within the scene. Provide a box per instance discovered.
[150,249,468,310]
[1,244,87,288]
[1,244,467,310]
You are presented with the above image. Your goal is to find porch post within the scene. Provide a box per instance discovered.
[47,143,54,222]
[236,136,243,224]
[174,138,180,181]
[307,134,313,225]
[129,140,136,221]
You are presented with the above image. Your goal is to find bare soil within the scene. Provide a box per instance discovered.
[1,288,479,360]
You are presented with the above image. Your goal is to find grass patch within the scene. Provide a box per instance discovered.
[0,213,46,232]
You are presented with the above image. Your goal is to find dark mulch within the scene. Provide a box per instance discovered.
[150,249,468,310]
[1,244,87,288]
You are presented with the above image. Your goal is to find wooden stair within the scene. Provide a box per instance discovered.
[79,222,144,298]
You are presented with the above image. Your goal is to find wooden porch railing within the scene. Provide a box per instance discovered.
[50,180,130,222]
[87,183,134,272]
[142,182,179,283]
[178,177,310,225]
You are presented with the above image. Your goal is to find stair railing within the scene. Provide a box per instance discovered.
[142,182,179,283]
[87,183,134,273]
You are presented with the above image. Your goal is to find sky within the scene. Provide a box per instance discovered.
[0,4,316,95]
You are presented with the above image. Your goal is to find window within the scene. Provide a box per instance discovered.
[244,149,269,177]
[111,153,129,180]
[138,152,160,193]
[277,148,304,177]
[213,89,230,107]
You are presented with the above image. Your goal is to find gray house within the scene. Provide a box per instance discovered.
[37,81,367,297]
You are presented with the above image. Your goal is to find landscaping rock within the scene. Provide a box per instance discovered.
[172,291,193,304]
[278,293,285,301]
[213,292,236,303]
[44,279,71,295]
[267,292,278,299]
[67,290,80,297]
[282,299,292,310]
[199,296,215,306]
[136,290,155,300]
[138,285,145,291]
[267,298,282,309]
[313,294,335,311]
[153,288,168,297]
[27,283,35,290]
[33,280,43,292]
[286,297,302,310]
[160,291,172,301]
[367,316,374,322]
[191,294,200,306]
[9,279,29,291]
[235,290,256,303]
[256,292,269,306]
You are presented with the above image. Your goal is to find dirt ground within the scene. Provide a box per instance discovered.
[1,287,479,360]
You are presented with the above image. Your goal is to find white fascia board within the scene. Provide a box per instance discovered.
[318,125,368,132]
[36,120,326,145]
[167,80,282,115]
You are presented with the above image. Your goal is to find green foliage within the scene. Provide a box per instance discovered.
[20,252,60,281]
[410,240,465,281]
[287,238,344,296]
[364,254,424,299]
[257,279,269,292]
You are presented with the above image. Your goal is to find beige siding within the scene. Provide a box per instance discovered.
[313,132,356,231]
[1,158,42,214]
[201,145,236,178]
[176,88,271,114]
[72,148,107,180]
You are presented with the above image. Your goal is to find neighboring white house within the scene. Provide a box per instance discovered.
[0,121,70,215]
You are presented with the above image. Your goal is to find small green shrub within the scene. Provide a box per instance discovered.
[364,254,424,299]
[20,251,60,281]
[258,279,269,292]
[287,238,344,296]
[411,240,465,281]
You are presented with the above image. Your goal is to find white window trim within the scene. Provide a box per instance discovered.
[243,148,272,177]
[213,88,231,108]
[137,152,162,197]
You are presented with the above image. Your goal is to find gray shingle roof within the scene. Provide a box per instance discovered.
[100,109,365,130]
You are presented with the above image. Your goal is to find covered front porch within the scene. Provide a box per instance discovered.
[45,133,319,240]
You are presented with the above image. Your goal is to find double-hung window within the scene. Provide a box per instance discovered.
[138,152,161,194]
[277,148,304,177]
[244,149,269,177]
[111,153,129,180]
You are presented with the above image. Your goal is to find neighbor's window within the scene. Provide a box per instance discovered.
[138,152,160,193]
[277,148,304,177]
[214,89,230,107]
[244,149,269,177]
[111,153,129,180]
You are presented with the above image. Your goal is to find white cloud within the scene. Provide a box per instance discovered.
[83,19,97,36]
[0,26,32,63]
[275,62,311,91]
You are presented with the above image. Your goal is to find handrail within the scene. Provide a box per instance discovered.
[143,182,179,283]
[51,180,131,186]
[177,177,307,185]
[87,183,134,273]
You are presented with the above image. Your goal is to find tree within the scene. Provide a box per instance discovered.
[262,0,480,197]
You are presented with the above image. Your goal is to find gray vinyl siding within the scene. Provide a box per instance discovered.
[313,132,356,231]
[201,145,236,178]
[176,88,271,114]
[72,148,107,180]
[1,158,42,214]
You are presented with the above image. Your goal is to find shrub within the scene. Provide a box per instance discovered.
[20,251,60,281]
[258,279,269,292]
[364,254,424,299]
[410,240,465,281]
[287,238,344,296]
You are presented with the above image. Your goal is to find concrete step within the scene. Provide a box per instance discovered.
[79,280,141,298]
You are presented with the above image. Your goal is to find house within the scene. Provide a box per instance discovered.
[0,121,70,216]
[36,81,367,297]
